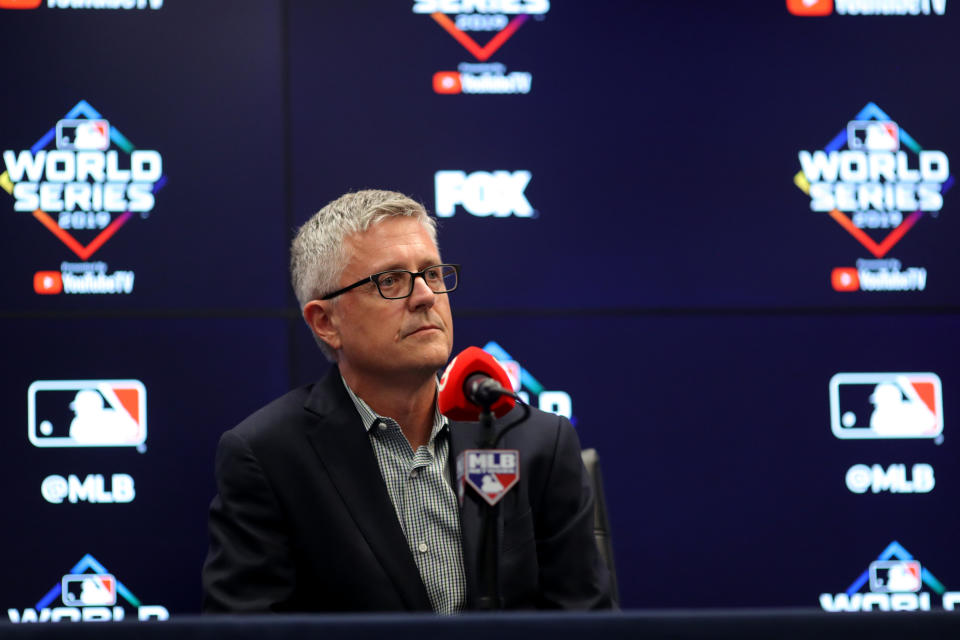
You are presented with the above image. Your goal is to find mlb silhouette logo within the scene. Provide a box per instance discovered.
[463,449,519,506]
[28,379,147,448]
[56,119,110,151]
[829,372,942,439]
[869,561,922,593]
[61,574,117,606]
[847,120,900,152]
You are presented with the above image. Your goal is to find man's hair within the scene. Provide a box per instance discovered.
[290,189,438,360]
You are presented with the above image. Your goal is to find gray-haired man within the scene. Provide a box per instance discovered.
[202,190,611,613]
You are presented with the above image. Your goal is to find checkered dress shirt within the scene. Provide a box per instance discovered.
[341,377,467,614]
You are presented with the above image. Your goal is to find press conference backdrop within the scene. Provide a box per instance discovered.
[1,0,958,623]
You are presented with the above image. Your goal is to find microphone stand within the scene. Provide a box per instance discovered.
[474,399,529,610]
[476,405,501,611]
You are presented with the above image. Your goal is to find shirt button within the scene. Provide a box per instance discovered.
[418,542,428,554]
[377,422,387,431]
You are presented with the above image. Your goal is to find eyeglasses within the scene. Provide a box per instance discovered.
[320,264,460,300]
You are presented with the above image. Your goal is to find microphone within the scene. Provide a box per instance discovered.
[438,346,516,421]
[440,347,526,613]
[464,374,513,408]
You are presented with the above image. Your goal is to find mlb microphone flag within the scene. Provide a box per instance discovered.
[457,449,520,506]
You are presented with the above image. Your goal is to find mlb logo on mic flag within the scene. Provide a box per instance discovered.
[460,449,519,506]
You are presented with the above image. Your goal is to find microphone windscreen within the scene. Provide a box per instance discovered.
[438,346,516,421]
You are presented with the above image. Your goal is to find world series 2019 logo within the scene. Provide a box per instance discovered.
[1,100,166,295]
[820,541,960,612]
[794,102,953,292]
[7,554,168,623]
[413,0,548,95]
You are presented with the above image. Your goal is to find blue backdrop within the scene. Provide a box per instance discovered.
[1,0,957,620]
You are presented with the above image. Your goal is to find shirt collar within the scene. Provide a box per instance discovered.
[340,374,449,441]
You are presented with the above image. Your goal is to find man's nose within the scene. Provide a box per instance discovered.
[407,274,436,309]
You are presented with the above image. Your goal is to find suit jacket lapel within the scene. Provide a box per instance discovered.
[302,370,432,611]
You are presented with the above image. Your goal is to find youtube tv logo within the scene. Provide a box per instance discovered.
[786,0,833,16]
[433,71,462,95]
[34,271,63,295]
[0,0,41,7]
[831,267,859,292]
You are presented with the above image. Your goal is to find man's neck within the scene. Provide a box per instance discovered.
[341,368,438,449]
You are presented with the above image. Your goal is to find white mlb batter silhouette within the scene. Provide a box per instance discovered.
[869,379,937,436]
[68,389,139,444]
[78,577,113,605]
[885,563,921,593]
[480,474,504,494]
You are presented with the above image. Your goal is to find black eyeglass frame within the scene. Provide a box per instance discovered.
[320,264,461,301]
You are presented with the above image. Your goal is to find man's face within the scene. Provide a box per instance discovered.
[326,216,454,383]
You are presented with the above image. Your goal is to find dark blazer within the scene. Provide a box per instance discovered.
[202,368,612,612]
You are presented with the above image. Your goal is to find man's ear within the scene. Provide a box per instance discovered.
[303,300,341,352]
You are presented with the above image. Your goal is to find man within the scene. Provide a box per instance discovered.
[202,190,611,613]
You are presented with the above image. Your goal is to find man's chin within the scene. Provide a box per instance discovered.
[392,331,452,374]
[417,342,453,373]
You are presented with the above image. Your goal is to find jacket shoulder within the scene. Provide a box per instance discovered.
[227,384,314,445]
[500,404,575,449]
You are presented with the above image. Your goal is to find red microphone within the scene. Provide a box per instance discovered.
[438,347,516,421]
